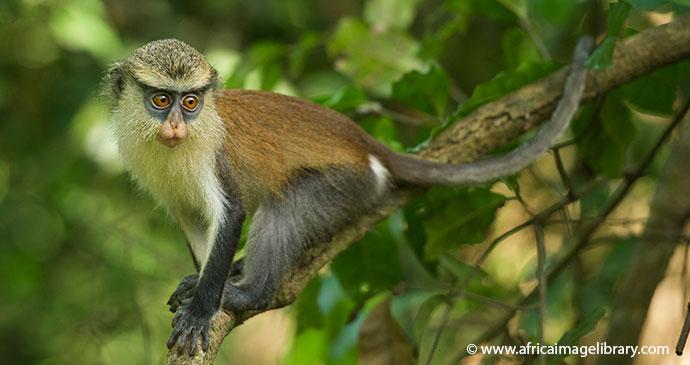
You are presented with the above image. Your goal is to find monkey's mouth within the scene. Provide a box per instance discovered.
[158,135,186,148]
[157,119,187,148]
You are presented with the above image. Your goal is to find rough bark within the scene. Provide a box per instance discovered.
[600,116,690,364]
[167,15,690,364]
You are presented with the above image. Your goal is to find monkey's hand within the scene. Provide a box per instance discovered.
[167,273,198,313]
[167,301,215,356]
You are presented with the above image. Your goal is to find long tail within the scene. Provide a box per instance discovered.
[389,37,594,186]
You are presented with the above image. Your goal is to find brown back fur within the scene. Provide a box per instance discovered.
[217,90,389,202]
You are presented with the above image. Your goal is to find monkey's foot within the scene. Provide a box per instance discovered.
[167,304,214,356]
[167,274,198,313]
[222,283,271,312]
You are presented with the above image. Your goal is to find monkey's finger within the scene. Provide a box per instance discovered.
[167,327,183,349]
[168,296,187,313]
[202,327,211,352]
[172,313,180,328]
[167,292,183,307]
[176,330,190,356]
[167,296,180,310]
[189,329,201,356]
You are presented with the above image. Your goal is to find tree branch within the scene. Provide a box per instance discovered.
[454,96,690,363]
[601,109,690,364]
[167,15,690,364]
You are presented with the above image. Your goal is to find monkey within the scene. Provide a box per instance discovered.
[107,37,592,356]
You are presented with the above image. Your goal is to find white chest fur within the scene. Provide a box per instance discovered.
[117,130,226,263]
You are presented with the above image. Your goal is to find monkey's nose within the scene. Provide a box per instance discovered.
[157,119,187,148]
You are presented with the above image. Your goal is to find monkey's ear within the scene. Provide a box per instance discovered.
[209,67,220,88]
[108,64,125,99]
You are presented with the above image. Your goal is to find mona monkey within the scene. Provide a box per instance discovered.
[108,38,592,355]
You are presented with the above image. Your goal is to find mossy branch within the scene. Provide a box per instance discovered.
[168,15,690,365]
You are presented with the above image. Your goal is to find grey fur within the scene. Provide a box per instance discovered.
[223,166,386,311]
[390,37,594,186]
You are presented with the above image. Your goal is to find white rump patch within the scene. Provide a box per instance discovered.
[369,155,390,194]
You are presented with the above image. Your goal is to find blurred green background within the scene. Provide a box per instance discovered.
[1,0,690,364]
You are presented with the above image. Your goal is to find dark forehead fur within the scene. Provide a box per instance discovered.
[126,39,211,80]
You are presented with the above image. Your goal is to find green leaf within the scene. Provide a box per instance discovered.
[585,37,618,71]
[620,73,676,116]
[455,60,559,117]
[574,95,636,178]
[586,1,631,70]
[225,41,286,89]
[359,298,415,365]
[283,328,327,365]
[359,116,404,151]
[418,14,470,60]
[576,239,636,315]
[519,273,573,340]
[391,66,450,117]
[49,0,123,63]
[331,221,402,302]
[607,2,633,33]
[261,62,283,91]
[419,187,506,260]
[402,199,432,270]
[626,0,670,10]
[496,0,528,18]
[318,275,357,332]
[438,254,485,283]
[328,18,424,95]
[317,85,368,113]
[325,293,389,365]
[289,32,321,78]
[579,183,612,217]
[413,294,447,341]
[557,307,606,346]
[501,28,544,68]
[462,0,515,20]
[294,276,324,333]
[364,0,421,32]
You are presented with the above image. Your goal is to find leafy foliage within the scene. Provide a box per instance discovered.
[586,1,631,70]
[574,94,637,178]
[1,1,689,364]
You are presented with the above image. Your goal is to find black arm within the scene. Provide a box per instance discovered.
[191,197,244,315]
[167,194,245,355]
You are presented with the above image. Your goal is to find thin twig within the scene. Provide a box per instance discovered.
[534,222,547,365]
[552,95,606,150]
[455,97,690,363]
[460,179,602,290]
[553,148,576,201]
[454,289,533,311]
[681,242,690,310]
[676,302,690,355]
[424,303,452,365]
[518,18,552,60]
[511,182,537,216]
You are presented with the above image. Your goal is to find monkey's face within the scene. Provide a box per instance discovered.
[142,87,203,148]
[112,78,218,150]
[109,39,221,150]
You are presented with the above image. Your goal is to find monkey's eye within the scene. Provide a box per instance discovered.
[180,94,199,112]
[151,93,172,109]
